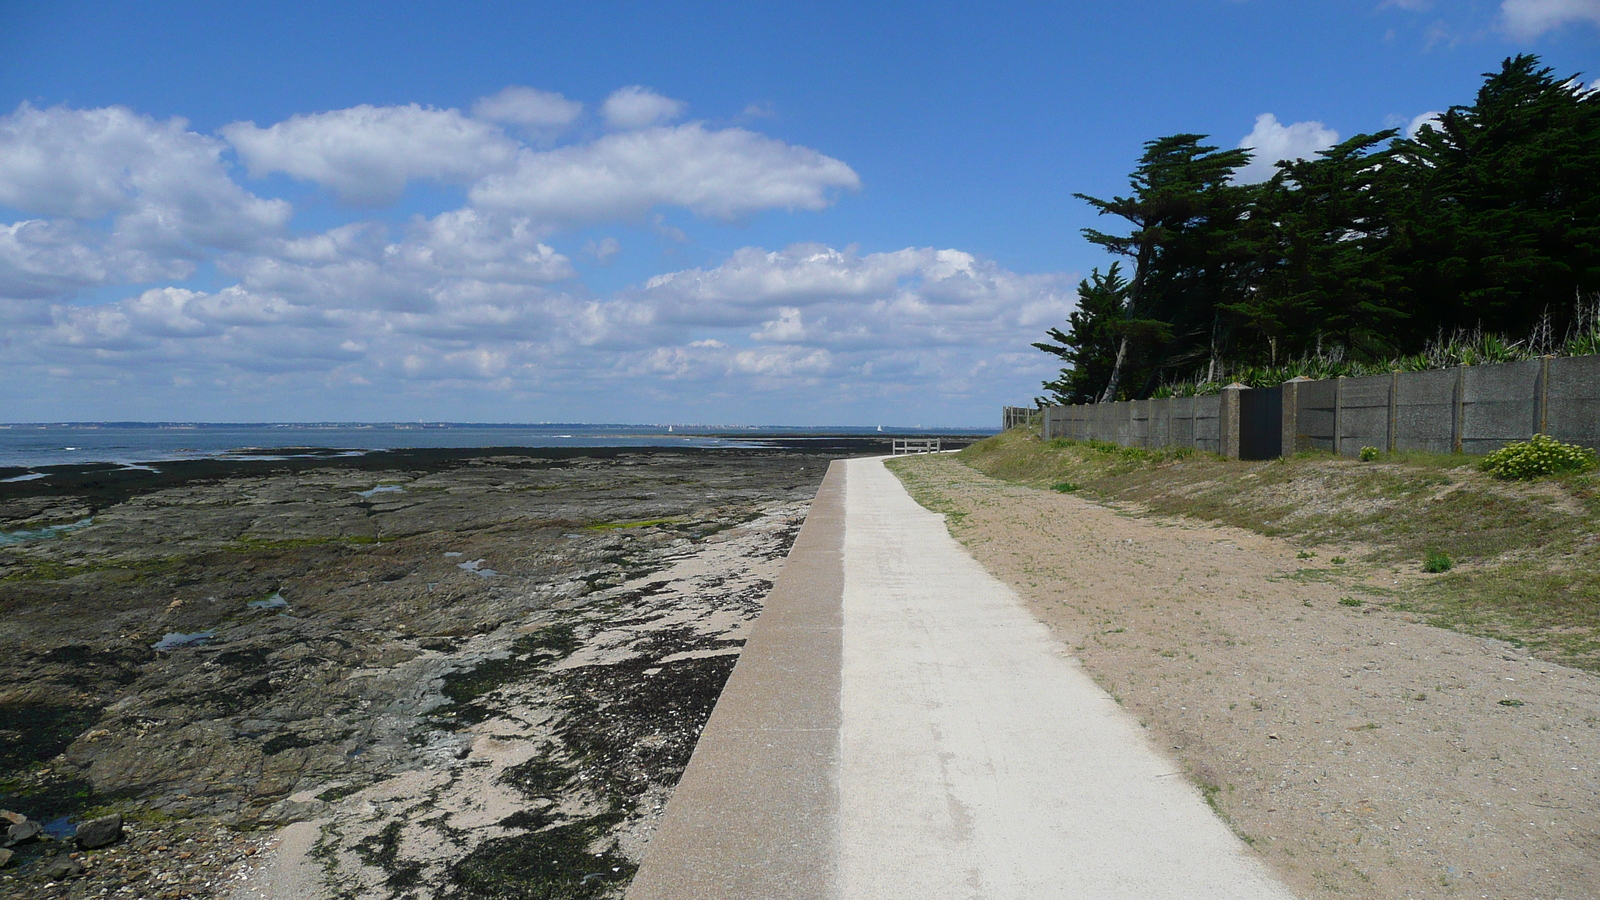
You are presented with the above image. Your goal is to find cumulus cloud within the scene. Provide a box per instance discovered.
[602,86,686,129]
[0,103,290,245]
[1235,113,1340,183]
[472,124,860,222]
[0,219,193,300]
[0,93,1066,423]
[1405,110,1443,137]
[0,103,289,302]
[223,104,519,206]
[637,243,1072,347]
[471,86,583,134]
[4,240,1071,420]
[1499,0,1600,38]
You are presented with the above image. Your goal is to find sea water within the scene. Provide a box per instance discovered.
[0,422,776,469]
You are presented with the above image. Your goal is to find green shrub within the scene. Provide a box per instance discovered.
[1359,446,1380,462]
[1481,434,1598,480]
[1052,481,1079,493]
[1338,597,1362,607]
[1424,550,1454,573]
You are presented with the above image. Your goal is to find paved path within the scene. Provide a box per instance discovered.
[627,457,1297,899]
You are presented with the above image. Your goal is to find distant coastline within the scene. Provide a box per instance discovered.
[0,422,994,471]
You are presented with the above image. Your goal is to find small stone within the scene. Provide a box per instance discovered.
[1267,732,1280,740]
[4,818,40,846]
[0,847,12,868]
[0,810,24,825]
[44,857,85,880]
[75,813,123,849]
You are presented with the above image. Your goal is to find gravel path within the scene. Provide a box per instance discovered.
[887,453,1600,900]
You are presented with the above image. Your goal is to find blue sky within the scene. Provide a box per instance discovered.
[2,1,1596,426]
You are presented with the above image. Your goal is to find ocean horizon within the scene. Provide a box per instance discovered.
[0,421,994,471]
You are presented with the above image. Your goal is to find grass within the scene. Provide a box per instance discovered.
[950,427,1600,670]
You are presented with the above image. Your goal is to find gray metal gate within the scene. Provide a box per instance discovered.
[1239,386,1282,460]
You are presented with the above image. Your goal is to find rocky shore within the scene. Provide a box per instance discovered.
[0,442,875,899]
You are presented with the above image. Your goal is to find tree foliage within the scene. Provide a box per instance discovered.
[1039,55,1600,404]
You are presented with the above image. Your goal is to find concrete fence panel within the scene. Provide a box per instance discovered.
[1130,400,1150,447]
[1194,395,1222,454]
[1547,355,1600,450]
[1024,353,1597,458]
[1392,368,1458,454]
[1461,360,1542,454]
[1172,396,1196,447]
[1294,378,1338,452]
[1149,397,1171,448]
[1338,374,1393,456]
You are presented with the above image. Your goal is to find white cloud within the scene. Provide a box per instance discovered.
[1235,113,1340,183]
[471,86,582,134]
[0,104,290,246]
[0,219,192,300]
[1499,0,1600,38]
[582,236,621,263]
[637,243,1072,347]
[223,104,519,206]
[1405,110,1443,138]
[3,241,1072,422]
[0,94,1067,423]
[0,103,289,301]
[602,86,686,129]
[471,123,860,222]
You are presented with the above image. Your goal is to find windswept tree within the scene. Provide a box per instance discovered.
[1231,131,1405,363]
[1034,264,1128,404]
[1389,55,1600,341]
[1075,135,1254,400]
[1034,55,1598,402]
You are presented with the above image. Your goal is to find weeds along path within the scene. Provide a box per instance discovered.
[886,453,1600,900]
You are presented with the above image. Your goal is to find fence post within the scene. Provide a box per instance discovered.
[1387,371,1399,453]
[1220,383,1245,460]
[1452,364,1466,454]
[1333,376,1345,457]
[1280,377,1309,457]
[1536,355,1551,435]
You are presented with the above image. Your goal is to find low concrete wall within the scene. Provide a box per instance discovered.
[1032,354,1600,459]
[1042,394,1221,455]
[1289,356,1600,456]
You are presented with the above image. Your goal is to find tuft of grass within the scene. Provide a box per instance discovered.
[1052,481,1079,493]
[1498,699,1524,707]
[1339,597,1363,607]
[1423,550,1454,573]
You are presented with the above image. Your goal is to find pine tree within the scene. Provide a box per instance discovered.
[1034,264,1128,404]
[1075,135,1253,399]
[1389,55,1600,341]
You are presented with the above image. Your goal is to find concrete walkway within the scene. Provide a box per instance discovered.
[627,457,1297,899]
